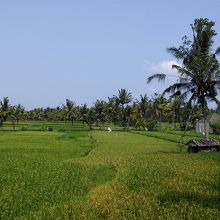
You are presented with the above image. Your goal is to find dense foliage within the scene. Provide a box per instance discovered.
[1,93,216,132]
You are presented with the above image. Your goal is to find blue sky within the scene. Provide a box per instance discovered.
[0,0,220,109]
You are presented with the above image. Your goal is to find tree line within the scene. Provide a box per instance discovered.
[0,91,213,131]
[1,18,219,135]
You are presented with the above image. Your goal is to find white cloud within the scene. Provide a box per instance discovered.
[145,60,181,77]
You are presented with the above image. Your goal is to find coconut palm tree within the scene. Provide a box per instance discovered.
[84,108,96,130]
[147,18,220,140]
[139,94,150,121]
[94,100,106,130]
[114,89,132,127]
[63,99,76,125]
[0,97,10,121]
[152,94,168,130]
[79,104,88,126]
[10,104,24,130]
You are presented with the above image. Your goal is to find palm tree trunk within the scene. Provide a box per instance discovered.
[179,100,196,152]
[202,103,209,139]
[173,113,177,130]
[159,112,162,130]
[121,104,124,128]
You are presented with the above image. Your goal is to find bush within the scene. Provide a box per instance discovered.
[20,126,29,131]
[213,123,220,134]
[47,127,53,131]
[146,120,157,131]
[180,122,192,131]
[135,119,146,130]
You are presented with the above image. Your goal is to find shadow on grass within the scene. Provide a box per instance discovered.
[158,190,220,209]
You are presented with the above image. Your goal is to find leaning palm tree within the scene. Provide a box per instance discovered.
[147,18,220,140]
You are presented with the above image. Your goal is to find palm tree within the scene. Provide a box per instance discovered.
[139,94,149,121]
[152,94,168,130]
[10,104,24,130]
[105,97,114,124]
[79,104,88,126]
[32,108,44,121]
[84,108,96,130]
[169,96,182,129]
[0,108,3,127]
[147,18,220,140]
[63,99,76,125]
[124,105,132,130]
[114,89,132,127]
[94,100,106,130]
[0,97,10,121]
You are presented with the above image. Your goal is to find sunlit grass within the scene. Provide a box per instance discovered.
[0,123,219,219]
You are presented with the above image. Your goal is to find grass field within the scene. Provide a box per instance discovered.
[0,122,219,219]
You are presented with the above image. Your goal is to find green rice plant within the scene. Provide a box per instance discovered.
[0,123,219,219]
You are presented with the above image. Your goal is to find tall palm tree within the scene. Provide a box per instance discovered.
[169,96,182,129]
[147,18,220,140]
[63,99,76,125]
[105,97,114,124]
[0,108,3,127]
[152,94,168,129]
[0,97,10,121]
[84,108,96,130]
[79,104,88,126]
[114,89,132,127]
[94,100,106,130]
[32,108,44,121]
[139,94,149,121]
[10,104,24,130]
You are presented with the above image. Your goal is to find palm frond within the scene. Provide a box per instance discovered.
[215,80,220,92]
[167,47,185,59]
[214,71,220,80]
[216,46,220,55]
[162,82,192,95]
[213,97,220,106]
[147,74,166,84]
[187,93,197,107]
[172,64,193,78]
[169,89,192,101]
[214,80,220,85]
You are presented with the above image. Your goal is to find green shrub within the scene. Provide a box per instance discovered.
[180,122,192,131]
[20,126,29,131]
[146,120,158,131]
[135,119,146,130]
[213,123,220,134]
[47,127,53,131]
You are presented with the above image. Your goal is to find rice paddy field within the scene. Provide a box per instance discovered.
[0,122,219,219]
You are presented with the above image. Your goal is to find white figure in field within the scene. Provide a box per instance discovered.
[199,127,205,137]
[108,127,112,133]
[145,127,148,131]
